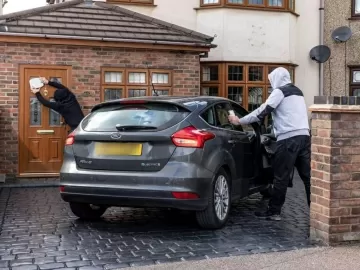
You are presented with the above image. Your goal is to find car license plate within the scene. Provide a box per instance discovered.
[94,142,142,156]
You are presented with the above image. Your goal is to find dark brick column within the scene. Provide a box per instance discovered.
[310,96,360,245]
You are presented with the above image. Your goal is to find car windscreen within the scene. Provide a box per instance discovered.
[82,102,190,132]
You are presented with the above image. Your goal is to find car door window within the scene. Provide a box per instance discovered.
[200,107,216,126]
[214,102,233,130]
[231,103,256,134]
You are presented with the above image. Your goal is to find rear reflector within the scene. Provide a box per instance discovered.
[171,192,199,200]
[60,186,65,192]
[171,126,215,148]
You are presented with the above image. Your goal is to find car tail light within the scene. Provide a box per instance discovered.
[60,186,65,192]
[65,131,75,146]
[172,192,199,199]
[171,126,215,148]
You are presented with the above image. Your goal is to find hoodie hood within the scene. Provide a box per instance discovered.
[54,88,77,106]
[268,67,292,89]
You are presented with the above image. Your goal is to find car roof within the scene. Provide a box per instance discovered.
[92,96,234,112]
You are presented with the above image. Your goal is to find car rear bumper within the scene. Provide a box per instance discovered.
[60,161,214,211]
[60,186,208,210]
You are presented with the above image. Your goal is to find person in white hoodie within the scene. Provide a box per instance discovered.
[228,67,311,221]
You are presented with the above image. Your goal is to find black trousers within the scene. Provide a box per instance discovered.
[269,135,311,213]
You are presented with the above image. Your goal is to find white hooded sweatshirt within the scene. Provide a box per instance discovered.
[239,67,309,141]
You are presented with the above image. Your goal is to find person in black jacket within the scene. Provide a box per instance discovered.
[31,77,84,132]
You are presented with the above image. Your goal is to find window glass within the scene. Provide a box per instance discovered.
[248,0,264,5]
[201,86,219,96]
[231,103,256,133]
[355,0,360,14]
[214,103,233,130]
[83,103,189,132]
[201,107,216,126]
[202,66,219,81]
[203,0,220,3]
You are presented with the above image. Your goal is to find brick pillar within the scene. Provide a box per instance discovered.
[310,96,360,245]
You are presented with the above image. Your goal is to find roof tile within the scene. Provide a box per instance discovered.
[0,0,215,48]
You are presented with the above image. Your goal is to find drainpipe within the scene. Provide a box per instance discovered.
[319,0,325,96]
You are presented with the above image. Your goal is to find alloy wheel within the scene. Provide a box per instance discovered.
[214,174,229,221]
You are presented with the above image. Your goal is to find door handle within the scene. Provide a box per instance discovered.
[37,130,55,135]
[228,140,236,144]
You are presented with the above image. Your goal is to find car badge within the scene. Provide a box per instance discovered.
[110,132,122,139]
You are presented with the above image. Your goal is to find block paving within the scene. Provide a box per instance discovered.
[0,176,318,270]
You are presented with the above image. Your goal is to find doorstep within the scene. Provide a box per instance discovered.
[1,175,60,188]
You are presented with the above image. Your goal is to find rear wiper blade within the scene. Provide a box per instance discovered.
[115,125,157,131]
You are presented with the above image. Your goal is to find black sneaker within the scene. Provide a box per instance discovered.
[255,209,281,221]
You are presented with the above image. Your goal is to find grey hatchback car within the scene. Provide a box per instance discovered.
[60,96,272,229]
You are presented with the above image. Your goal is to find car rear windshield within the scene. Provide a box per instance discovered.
[82,102,190,132]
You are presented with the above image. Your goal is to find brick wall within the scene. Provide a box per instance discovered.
[0,43,201,175]
[310,96,360,244]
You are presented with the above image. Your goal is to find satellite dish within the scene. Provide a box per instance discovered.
[309,45,331,63]
[331,26,352,42]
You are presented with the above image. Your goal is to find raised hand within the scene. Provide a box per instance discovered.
[39,77,49,85]
[31,87,40,94]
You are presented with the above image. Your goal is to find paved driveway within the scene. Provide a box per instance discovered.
[0,176,317,270]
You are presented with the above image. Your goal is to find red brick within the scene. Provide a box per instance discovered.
[340,216,360,225]
[317,129,331,137]
[351,225,360,232]
[329,208,351,216]
[0,43,201,174]
[329,225,351,233]
[339,198,360,207]
[330,190,352,199]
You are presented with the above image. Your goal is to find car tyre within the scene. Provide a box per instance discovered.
[196,168,231,229]
[69,202,107,220]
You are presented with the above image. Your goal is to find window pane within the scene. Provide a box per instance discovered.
[105,72,122,83]
[228,86,244,106]
[353,71,360,83]
[105,89,122,101]
[202,66,219,81]
[248,87,263,112]
[353,89,360,96]
[248,0,264,5]
[201,108,216,126]
[152,73,169,84]
[214,103,233,129]
[30,97,41,126]
[231,105,255,132]
[227,0,244,4]
[228,65,244,81]
[268,0,283,6]
[289,0,295,10]
[83,103,190,132]
[203,0,220,4]
[248,66,264,81]
[128,89,147,97]
[128,72,146,84]
[201,86,219,96]
[49,98,61,126]
[152,89,169,96]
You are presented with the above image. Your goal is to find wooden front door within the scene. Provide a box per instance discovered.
[19,65,72,177]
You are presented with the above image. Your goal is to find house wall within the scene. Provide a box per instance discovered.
[0,43,201,175]
[111,0,320,109]
[323,0,359,96]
